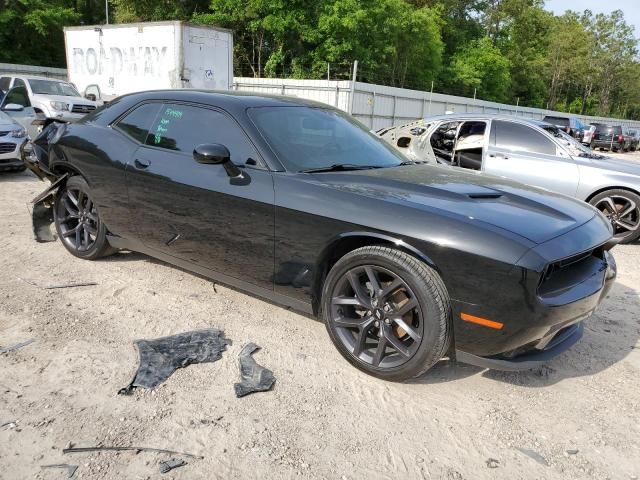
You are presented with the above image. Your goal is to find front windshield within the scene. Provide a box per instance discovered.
[28,79,80,97]
[542,125,599,157]
[248,106,406,172]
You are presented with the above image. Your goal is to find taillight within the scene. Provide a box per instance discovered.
[617,134,624,142]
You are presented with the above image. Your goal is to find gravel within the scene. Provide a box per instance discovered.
[0,168,639,479]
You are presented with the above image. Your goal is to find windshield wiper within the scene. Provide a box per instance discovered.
[300,164,383,173]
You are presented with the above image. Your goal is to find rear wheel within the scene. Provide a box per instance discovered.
[322,246,451,381]
[589,189,640,244]
[54,175,117,259]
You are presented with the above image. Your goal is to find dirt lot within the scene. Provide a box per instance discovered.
[1,159,640,480]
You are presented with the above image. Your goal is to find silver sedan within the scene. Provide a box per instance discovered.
[0,110,27,172]
[378,113,640,244]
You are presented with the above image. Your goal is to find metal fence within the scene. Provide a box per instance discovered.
[2,62,639,130]
[233,77,640,130]
[0,63,68,80]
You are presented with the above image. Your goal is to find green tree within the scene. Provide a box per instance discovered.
[449,36,510,102]
[0,0,80,66]
[545,12,592,110]
[194,0,319,78]
[311,0,443,89]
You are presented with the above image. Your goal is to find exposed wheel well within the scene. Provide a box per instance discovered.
[311,234,436,315]
[586,186,640,203]
[50,162,82,179]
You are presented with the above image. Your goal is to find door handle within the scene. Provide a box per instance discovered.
[489,153,509,159]
[134,158,151,169]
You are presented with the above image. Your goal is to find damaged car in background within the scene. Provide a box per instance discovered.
[379,113,640,244]
[24,91,616,381]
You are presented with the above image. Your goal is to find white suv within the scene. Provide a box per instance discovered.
[0,75,99,122]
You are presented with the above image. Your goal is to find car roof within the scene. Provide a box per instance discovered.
[422,113,554,129]
[6,75,70,82]
[112,89,337,110]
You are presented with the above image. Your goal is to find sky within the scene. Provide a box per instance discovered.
[545,0,640,39]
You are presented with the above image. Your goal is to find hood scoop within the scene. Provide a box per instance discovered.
[468,192,503,200]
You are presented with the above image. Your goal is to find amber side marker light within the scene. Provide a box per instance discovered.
[460,313,504,330]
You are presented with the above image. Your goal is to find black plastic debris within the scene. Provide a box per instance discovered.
[159,458,186,474]
[234,343,276,398]
[118,329,230,395]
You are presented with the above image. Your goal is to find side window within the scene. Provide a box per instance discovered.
[1,86,31,108]
[13,78,26,88]
[147,103,259,165]
[114,103,162,143]
[491,120,556,156]
[0,77,11,90]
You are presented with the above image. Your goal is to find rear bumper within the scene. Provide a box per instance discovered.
[592,140,623,149]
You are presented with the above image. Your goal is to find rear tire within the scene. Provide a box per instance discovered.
[589,189,640,244]
[54,175,117,259]
[322,246,451,381]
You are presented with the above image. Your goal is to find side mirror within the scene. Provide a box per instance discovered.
[3,103,25,112]
[193,143,243,179]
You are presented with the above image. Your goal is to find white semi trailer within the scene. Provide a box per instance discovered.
[64,21,233,100]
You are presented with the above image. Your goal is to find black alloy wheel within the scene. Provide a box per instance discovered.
[323,246,451,381]
[54,175,117,259]
[330,264,424,369]
[590,189,640,244]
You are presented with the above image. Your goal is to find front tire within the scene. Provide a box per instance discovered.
[322,246,451,381]
[54,175,117,259]
[589,189,640,244]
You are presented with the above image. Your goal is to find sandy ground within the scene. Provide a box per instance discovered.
[1,157,640,480]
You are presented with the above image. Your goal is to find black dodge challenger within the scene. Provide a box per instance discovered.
[25,90,617,381]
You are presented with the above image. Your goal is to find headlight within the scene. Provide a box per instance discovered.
[50,101,69,111]
[10,127,26,138]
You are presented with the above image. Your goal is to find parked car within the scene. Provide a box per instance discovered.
[542,115,586,140]
[26,91,616,380]
[627,129,640,151]
[0,85,45,139]
[0,110,28,172]
[0,74,99,122]
[378,113,640,243]
[590,123,633,152]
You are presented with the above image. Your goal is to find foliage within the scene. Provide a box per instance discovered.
[2,0,640,119]
[449,37,511,102]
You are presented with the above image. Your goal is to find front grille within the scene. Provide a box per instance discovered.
[71,104,96,114]
[538,247,605,296]
[0,142,17,154]
[0,130,10,137]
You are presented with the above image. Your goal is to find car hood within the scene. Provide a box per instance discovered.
[33,94,98,105]
[0,111,20,129]
[585,155,640,175]
[303,165,596,244]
